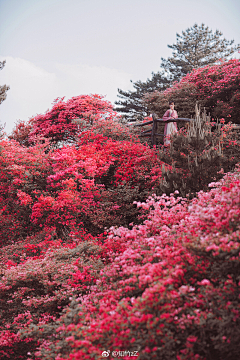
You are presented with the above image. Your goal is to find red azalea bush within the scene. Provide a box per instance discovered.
[145,59,240,123]
[0,240,104,359]
[0,139,53,244]
[0,127,165,243]
[30,135,165,236]
[8,120,33,146]
[29,94,115,145]
[9,94,129,147]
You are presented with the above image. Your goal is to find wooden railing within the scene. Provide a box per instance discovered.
[129,111,240,146]
[133,113,192,145]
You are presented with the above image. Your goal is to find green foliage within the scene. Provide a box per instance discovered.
[115,24,239,120]
[145,59,240,124]
[0,60,10,106]
[160,23,240,82]
[114,73,170,120]
[154,105,240,198]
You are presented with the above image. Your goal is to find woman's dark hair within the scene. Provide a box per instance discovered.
[169,100,174,105]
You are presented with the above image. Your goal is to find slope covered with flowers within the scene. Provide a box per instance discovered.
[1,168,240,359]
[0,94,239,359]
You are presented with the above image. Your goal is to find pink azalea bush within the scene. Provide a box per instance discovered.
[30,167,239,360]
[145,59,240,123]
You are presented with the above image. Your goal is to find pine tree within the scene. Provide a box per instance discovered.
[115,72,170,121]
[160,23,240,82]
[115,24,240,120]
[0,60,10,106]
[155,105,240,198]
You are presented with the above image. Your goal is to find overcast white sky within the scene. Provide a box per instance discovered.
[0,0,240,133]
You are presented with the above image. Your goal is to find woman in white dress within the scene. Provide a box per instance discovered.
[162,101,178,146]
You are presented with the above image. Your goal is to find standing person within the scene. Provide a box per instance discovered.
[162,101,178,146]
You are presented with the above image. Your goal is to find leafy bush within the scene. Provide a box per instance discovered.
[154,105,240,198]
[145,59,240,124]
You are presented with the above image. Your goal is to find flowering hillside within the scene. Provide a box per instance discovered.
[0,94,239,359]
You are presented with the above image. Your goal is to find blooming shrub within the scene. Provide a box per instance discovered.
[145,59,240,123]
[0,139,53,244]
[9,94,127,147]
[0,241,103,359]
[29,94,115,145]
[8,120,33,146]
[0,125,166,243]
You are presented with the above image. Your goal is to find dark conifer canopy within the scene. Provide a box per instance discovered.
[0,60,10,106]
[115,24,240,120]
